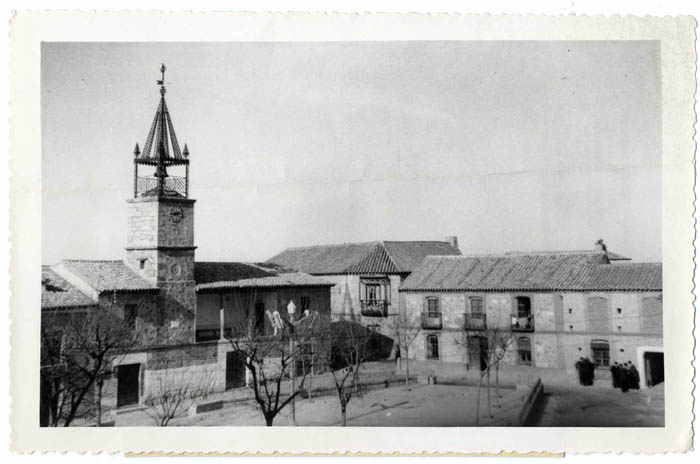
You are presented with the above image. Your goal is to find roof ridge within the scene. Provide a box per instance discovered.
[280,241,381,251]
[430,251,607,259]
[598,262,661,267]
[62,259,123,263]
[378,241,402,273]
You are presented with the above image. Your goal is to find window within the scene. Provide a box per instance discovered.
[617,325,622,332]
[469,297,484,317]
[427,334,440,359]
[617,307,622,314]
[568,308,573,314]
[124,304,137,330]
[569,325,574,331]
[138,258,146,270]
[517,336,532,365]
[366,284,380,303]
[426,297,440,317]
[516,296,531,317]
[591,340,610,367]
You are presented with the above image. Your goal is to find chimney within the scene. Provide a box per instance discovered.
[595,239,607,253]
[445,236,459,250]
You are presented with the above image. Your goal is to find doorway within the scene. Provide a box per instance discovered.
[468,336,488,371]
[226,351,247,390]
[644,351,664,387]
[116,363,140,407]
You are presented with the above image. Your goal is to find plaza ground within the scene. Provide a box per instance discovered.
[110,361,664,427]
[115,383,526,427]
[536,383,664,427]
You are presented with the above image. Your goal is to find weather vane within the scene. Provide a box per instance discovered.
[157,63,166,96]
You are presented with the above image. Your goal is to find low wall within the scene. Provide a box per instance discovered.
[516,378,544,426]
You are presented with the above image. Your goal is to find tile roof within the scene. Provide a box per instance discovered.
[267,241,461,275]
[42,266,95,309]
[587,263,662,291]
[194,262,333,291]
[400,252,662,292]
[60,260,158,292]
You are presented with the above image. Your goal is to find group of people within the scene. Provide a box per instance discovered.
[574,357,641,391]
[574,357,597,386]
[611,361,640,392]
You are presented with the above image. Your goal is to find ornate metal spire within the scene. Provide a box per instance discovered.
[135,64,185,163]
[132,64,190,199]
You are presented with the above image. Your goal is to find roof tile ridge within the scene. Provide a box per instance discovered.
[378,241,402,273]
[283,241,380,251]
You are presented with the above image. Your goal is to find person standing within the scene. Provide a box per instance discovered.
[611,362,620,388]
[575,358,585,385]
[628,361,640,390]
[620,363,630,393]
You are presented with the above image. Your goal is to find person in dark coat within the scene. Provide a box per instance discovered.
[586,358,597,386]
[575,358,585,385]
[611,362,620,388]
[628,361,640,390]
[619,362,630,393]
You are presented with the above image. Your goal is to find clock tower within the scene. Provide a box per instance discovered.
[126,64,196,343]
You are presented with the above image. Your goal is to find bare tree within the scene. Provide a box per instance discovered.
[315,316,370,426]
[142,360,217,426]
[40,299,142,427]
[389,309,422,389]
[457,321,513,425]
[226,294,318,426]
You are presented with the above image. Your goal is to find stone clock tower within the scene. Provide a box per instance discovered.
[125,64,196,344]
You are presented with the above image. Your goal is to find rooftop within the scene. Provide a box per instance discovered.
[41,266,95,309]
[59,260,158,292]
[267,240,462,275]
[194,262,333,291]
[400,252,661,292]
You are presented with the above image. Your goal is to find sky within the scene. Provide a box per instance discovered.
[41,41,661,264]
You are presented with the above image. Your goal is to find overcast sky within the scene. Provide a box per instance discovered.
[42,41,661,264]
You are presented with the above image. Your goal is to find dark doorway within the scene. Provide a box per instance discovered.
[226,351,247,390]
[117,363,140,407]
[644,351,664,387]
[468,336,489,371]
[254,301,265,335]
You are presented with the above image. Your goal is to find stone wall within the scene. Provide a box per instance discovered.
[401,290,664,375]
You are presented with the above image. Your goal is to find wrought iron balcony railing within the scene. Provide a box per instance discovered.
[421,312,443,330]
[136,176,187,198]
[511,314,535,332]
[360,300,389,317]
[464,313,487,331]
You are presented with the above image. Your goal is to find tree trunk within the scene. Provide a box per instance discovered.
[265,414,274,426]
[486,368,492,418]
[405,357,411,390]
[495,363,501,407]
[96,379,103,426]
[475,372,483,426]
[341,404,347,427]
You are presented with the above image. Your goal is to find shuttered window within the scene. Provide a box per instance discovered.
[517,336,532,365]
[426,334,439,359]
[469,297,484,317]
[425,297,440,317]
[591,339,610,367]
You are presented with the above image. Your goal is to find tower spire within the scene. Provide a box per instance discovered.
[132,64,189,199]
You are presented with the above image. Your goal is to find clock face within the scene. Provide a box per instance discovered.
[170,207,184,223]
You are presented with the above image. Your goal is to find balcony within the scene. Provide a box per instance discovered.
[360,300,389,317]
[421,312,443,330]
[511,314,535,332]
[136,176,187,198]
[464,313,487,331]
